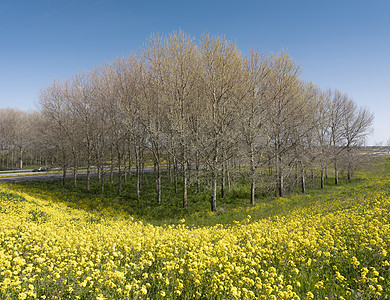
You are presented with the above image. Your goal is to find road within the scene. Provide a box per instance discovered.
[0,171,96,183]
[0,167,116,183]
[0,167,153,183]
[0,163,169,183]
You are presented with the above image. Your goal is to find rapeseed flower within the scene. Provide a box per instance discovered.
[1,173,390,299]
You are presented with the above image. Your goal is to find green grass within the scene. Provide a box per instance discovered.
[5,157,381,228]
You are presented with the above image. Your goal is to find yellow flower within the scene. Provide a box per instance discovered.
[140,285,147,295]
[18,293,27,300]
[96,294,105,300]
[351,256,360,267]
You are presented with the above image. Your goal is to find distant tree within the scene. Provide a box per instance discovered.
[314,89,332,189]
[341,99,374,180]
[328,90,349,185]
[0,108,31,169]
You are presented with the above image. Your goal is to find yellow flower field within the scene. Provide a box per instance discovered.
[0,173,389,299]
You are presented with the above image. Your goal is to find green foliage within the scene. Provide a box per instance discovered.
[27,209,50,223]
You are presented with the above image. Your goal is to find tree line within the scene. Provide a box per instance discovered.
[0,31,374,211]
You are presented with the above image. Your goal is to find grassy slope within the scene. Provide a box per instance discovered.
[2,161,376,227]
[0,157,389,299]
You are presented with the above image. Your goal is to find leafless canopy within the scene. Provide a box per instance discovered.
[0,30,374,211]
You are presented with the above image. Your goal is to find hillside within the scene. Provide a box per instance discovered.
[0,160,389,299]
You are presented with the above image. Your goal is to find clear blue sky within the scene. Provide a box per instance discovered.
[0,0,389,145]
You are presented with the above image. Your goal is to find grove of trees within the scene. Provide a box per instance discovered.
[0,31,374,211]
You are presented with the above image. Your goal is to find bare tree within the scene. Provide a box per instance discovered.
[146,30,199,208]
[116,55,145,198]
[292,81,319,194]
[89,66,112,193]
[39,81,74,186]
[0,108,30,169]
[142,37,167,204]
[328,90,349,185]
[197,34,245,211]
[67,72,97,191]
[33,30,375,213]
[262,51,302,197]
[341,100,374,180]
[240,49,269,204]
[314,89,331,189]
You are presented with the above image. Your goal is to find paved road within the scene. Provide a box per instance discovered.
[0,171,99,183]
[0,165,161,183]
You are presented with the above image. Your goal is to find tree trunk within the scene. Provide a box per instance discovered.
[155,162,161,205]
[301,162,306,194]
[250,178,255,205]
[182,161,187,208]
[62,151,67,187]
[334,159,339,185]
[311,168,315,186]
[128,147,132,179]
[118,151,122,195]
[211,164,217,212]
[276,154,284,197]
[86,160,91,191]
[293,162,297,189]
[72,148,78,188]
[100,165,104,194]
[196,151,200,193]
[141,150,145,178]
[97,159,102,182]
[73,166,78,188]
[187,161,192,182]
[168,154,172,183]
[135,147,141,199]
[110,149,114,185]
[124,157,127,185]
[205,165,209,188]
[221,161,226,199]
[62,167,67,187]
[268,156,273,175]
[136,161,140,199]
[278,172,284,197]
[347,150,352,181]
[19,148,23,170]
[174,156,178,194]
[320,167,324,189]
[227,165,231,192]
[250,148,256,205]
